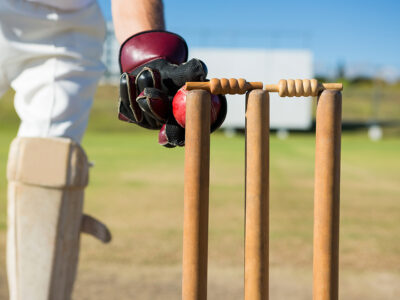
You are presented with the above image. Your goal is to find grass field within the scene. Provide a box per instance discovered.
[0,86,399,299]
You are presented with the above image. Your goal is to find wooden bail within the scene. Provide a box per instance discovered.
[245,89,270,300]
[186,79,343,96]
[185,78,263,94]
[313,90,342,300]
[182,90,211,300]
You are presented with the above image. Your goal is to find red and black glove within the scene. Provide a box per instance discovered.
[118,30,227,148]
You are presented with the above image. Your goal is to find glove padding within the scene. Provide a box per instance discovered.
[119,59,207,127]
[118,30,227,147]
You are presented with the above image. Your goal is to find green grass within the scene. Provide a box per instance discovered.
[0,85,399,299]
[336,83,400,121]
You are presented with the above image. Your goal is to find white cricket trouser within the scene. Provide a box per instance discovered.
[0,0,106,143]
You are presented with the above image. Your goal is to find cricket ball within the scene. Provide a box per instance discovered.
[172,86,222,128]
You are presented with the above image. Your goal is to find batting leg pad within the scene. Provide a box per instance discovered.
[7,137,110,300]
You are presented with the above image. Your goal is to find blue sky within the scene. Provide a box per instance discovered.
[98,0,400,79]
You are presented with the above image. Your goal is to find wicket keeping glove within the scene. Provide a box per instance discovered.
[118,30,227,148]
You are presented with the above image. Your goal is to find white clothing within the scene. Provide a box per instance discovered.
[0,0,106,142]
[27,0,95,11]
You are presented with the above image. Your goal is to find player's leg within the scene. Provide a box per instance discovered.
[7,137,112,300]
[3,1,109,299]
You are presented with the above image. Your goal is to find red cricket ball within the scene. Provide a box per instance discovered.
[172,86,222,128]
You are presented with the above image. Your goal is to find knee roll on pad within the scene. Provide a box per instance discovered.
[7,137,111,300]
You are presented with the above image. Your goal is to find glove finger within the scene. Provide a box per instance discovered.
[136,88,169,122]
[211,94,228,133]
[119,73,164,129]
[119,72,143,123]
[135,67,161,94]
[165,121,185,147]
[158,124,176,148]
[141,113,164,129]
[158,117,185,147]
[119,109,162,129]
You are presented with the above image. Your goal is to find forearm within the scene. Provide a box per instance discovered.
[112,0,165,45]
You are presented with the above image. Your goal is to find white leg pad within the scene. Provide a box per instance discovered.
[7,137,109,300]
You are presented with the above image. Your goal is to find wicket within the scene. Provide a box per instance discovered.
[182,78,342,300]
